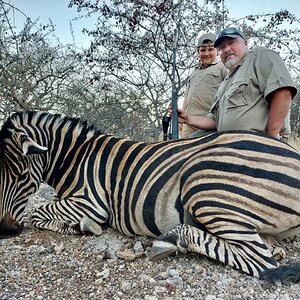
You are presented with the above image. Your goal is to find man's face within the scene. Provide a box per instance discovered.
[217,37,248,70]
[197,44,218,66]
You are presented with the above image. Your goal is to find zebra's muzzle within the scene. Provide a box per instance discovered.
[0,213,23,238]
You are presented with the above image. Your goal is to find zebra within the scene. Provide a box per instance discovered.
[0,111,300,282]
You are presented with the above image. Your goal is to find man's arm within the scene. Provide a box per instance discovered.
[267,87,292,139]
[177,108,216,130]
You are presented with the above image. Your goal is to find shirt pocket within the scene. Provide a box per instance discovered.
[202,69,221,84]
[226,80,249,110]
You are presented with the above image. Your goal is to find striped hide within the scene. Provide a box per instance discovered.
[0,111,299,281]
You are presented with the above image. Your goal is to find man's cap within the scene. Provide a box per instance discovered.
[214,27,246,47]
[197,33,216,47]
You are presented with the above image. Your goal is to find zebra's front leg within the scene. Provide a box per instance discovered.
[149,224,278,278]
[31,200,104,235]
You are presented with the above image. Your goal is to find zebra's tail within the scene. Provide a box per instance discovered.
[261,263,300,283]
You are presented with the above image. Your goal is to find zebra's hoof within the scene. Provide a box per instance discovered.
[80,216,102,236]
[148,240,178,262]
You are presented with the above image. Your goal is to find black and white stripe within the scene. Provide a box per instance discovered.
[0,111,299,281]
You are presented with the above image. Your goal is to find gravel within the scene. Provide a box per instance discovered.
[1,184,300,299]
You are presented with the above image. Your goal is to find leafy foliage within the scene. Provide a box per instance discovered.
[0,9,78,118]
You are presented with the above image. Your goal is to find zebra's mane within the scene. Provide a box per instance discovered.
[0,111,104,155]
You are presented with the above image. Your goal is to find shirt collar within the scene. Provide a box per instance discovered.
[199,58,219,69]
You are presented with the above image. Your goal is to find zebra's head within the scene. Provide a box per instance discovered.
[0,114,48,237]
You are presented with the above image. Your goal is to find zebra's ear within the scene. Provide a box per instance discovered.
[19,134,48,155]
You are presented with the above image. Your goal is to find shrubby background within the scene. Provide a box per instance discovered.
[0,0,300,141]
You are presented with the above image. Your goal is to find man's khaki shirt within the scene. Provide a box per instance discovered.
[210,46,297,138]
[181,60,227,138]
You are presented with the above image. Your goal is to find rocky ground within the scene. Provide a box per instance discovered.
[1,185,300,300]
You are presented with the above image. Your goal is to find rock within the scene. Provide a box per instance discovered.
[105,248,116,259]
[148,278,157,285]
[82,237,108,252]
[166,274,183,289]
[54,241,64,254]
[116,249,136,261]
[133,241,144,255]
[168,269,177,277]
[158,269,169,280]
[107,238,124,252]
[97,268,110,279]
[205,295,217,300]
[121,281,132,292]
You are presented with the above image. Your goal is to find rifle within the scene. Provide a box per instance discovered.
[170,27,178,140]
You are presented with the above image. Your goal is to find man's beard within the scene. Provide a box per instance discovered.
[224,54,240,70]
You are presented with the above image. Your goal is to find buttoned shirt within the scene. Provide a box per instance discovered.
[209,46,297,139]
[181,60,227,138]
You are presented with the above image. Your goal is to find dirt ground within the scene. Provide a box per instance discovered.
[1,185,300,300]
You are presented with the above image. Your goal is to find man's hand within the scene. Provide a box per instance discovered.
[177,108,189,124]
[168,107,189,124]
[168,107,216,130]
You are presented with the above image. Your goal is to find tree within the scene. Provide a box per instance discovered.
[0,4,81,123]
[70,0,222,134]
[2,0,300,141]
[69,0,300,139]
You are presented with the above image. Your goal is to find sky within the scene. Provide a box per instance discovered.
[7,0,300,48]
[8,0,97,48]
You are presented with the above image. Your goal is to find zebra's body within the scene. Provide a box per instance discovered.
[0,111,300,281]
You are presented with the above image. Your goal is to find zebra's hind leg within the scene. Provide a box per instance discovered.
[148,227,188,261]
[149,224,278,278]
